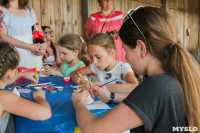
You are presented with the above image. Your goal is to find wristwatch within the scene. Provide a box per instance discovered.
[107,92,115,104]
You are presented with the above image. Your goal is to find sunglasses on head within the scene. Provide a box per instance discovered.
[123,5,147,45]
[44,30,54,35]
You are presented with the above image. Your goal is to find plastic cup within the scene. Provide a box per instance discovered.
[55,86,64,91]
[49,84,56,88]
[48,88,57,93]
[34,87,43,90]
[64,76,70,83]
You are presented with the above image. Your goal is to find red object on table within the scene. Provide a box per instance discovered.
[44,86,52,89]
[64,76,70,83]
[16,68,37,82]
[38,84,47,87]
[47,88,57,91]
[18,67,25,72]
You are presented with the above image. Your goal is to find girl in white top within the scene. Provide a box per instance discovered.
[70,32,138,95]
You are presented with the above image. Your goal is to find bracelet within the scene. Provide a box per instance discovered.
[107,92,115,104]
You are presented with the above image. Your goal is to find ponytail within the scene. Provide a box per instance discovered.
[79,41,90,66]
[107,30,119,40]
[166,43,200,131]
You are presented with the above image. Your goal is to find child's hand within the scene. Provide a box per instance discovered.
[42,66,59,76]
[79,80,91,90]
[40,65,49,76]
[71,88,87,108]
[19,71,39,84]
[76,74,86,84]
[70,70,86,84]
[90,82,111,103]
[33,90,46,100]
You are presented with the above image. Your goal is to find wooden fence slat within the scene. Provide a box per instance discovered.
[54,0,61,43]
[32,0,41,24]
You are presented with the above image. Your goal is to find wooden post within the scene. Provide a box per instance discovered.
[82,0,89,28]
[199,0,200,47]
[162,0,169,12]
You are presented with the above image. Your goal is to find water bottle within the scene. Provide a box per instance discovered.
[33,22,44,44]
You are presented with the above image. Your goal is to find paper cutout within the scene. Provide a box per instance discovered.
[86,101,110,110]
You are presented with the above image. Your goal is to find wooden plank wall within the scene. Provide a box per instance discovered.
[29,0,200,50]
[29,0,83,43]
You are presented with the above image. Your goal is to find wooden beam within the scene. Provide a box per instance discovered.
[178,8,200,14]
[130,0,163,7]
[199,0,200,46]
[162,0,169,12]
[82,0,89,27]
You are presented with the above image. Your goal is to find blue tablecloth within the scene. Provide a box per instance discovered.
[15,76,115,133]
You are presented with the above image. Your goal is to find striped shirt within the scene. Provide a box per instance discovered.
[85,11,126,62]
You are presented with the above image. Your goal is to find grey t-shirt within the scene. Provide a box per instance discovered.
[0,112,15,133]
[123,73,187,133]
[0,90,15,133]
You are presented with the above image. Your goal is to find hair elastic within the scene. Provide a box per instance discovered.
[79,36,85,43]
[169,42,177,47]
[9,45,17,51]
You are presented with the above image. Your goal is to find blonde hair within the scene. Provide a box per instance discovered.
[0,41,19,79]
[58,34,89,66]
[119,7,200,132]
[88,32,118,52]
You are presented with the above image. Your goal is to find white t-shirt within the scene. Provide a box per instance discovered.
[90,61,133,84]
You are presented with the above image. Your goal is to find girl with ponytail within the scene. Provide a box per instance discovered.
[71,6,200,133]
[70,31,138,98]
[119,6,200,132]
[41,33,89,77]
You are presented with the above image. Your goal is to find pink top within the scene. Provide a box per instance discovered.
[85,11,126,62]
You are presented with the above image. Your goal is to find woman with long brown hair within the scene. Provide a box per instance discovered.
[42,26,61,68]
[71,6,200,133]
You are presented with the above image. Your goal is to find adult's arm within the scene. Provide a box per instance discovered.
[84,28,91,41]
[0,21,40,53]
[0,90,52,120]
[0,6,41,54]
[90,82,130,103]
[72,89,144,133]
